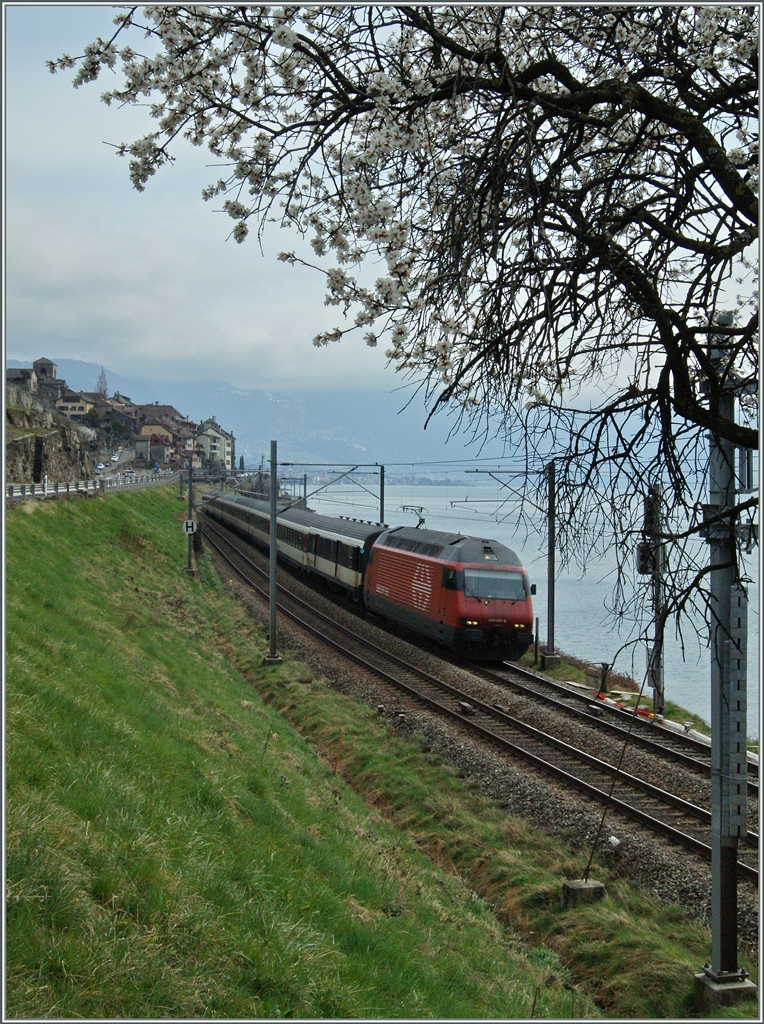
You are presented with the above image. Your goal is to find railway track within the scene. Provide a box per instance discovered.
[202,516,758,887]
[471,662,759,797]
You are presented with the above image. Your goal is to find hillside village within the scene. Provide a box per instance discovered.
[6,357,236,484]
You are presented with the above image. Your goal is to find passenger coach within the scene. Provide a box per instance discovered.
[203,493,385,600]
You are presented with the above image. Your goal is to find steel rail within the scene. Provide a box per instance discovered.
[474,664,759,797]
[203,518,758,887]
[495,660,759,776]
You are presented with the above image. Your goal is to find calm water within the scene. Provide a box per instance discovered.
[302,481,759,739]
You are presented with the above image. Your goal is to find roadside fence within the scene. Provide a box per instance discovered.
[6,472,181,502]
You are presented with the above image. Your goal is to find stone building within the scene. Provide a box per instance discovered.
[5,368,38,392]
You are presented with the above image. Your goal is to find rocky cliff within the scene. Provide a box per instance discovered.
[6,384,96,484]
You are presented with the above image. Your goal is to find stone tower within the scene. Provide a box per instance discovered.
[33,358,58,380]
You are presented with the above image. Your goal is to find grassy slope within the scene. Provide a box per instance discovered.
[6,489,590,1019]
[5,488,757,1019]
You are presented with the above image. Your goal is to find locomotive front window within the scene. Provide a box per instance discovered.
[463,569,526,601]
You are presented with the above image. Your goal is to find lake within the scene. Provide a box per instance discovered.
[301,480,759,739]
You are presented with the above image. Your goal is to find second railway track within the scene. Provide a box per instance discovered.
[472,662,759,795]
[201,516,758,888]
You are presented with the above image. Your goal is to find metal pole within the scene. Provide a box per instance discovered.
[646,484,666,716]
[379,464,385,524]
[702,313,749,988]
[264,440,282,665]
[303,472,307,511]
[546,460,556,656]
[269,440,278,654]
[186,456,194,573]
[534,617,539,665]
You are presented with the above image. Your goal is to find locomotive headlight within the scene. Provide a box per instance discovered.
[465,619,479,626]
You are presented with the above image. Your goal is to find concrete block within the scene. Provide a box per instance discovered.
[694,972,757,1009]
[561,879,606,910]
[541,653,561,670]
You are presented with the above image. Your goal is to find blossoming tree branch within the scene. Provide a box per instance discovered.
[51,4,758,634]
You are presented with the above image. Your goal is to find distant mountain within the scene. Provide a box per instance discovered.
[7,357,507,468]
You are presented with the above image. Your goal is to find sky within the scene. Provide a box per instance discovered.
[3,2,400,392]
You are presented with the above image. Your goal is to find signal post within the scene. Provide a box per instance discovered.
[184,455,196,574]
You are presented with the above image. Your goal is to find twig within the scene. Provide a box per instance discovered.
[259,728,275,765]
[530,986,540,1018]
[333,730,344,774]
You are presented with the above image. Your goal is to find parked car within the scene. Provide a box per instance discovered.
[111,453,120,462]
[96,463,106,472]
[123,469,135,477]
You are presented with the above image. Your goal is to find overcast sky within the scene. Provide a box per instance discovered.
[4,2,401,392]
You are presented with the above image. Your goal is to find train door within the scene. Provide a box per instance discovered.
[306,532,316,569]
[439,566,458,640]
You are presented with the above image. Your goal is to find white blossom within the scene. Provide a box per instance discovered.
[271,25,299,49]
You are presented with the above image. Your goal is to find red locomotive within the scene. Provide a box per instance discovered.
[364,526,535,660]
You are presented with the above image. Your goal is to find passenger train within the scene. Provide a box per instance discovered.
[203,492,536,661]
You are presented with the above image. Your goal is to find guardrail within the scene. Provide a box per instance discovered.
[7,472,181,501]
[101,472,181,493]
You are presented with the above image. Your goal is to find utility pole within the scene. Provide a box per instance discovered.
[263,440,282,666]
[379,464,385,524]
[640,484,665,717]
[543,460,559,668]
[695,311,755,1005]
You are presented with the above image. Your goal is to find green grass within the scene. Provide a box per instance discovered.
[251,676,759,1020]
[518,647,635,690]
[6,426,52,441]
[6,489,758,1018]
[6,490,594,1019]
